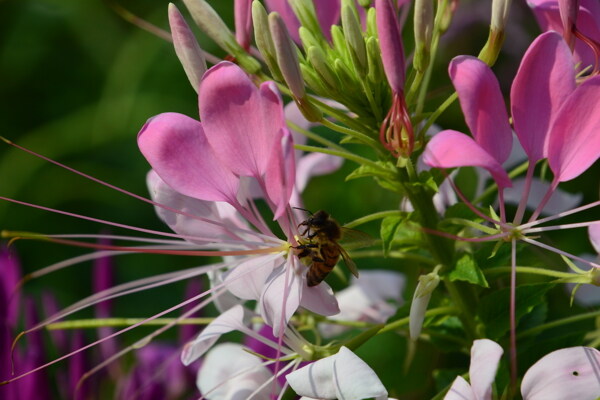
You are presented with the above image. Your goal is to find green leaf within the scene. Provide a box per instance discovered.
[477,283,555,340]
[448,253,489,288]
[454,167,479,200]
[345,162,396,181]
[381,216,403,256]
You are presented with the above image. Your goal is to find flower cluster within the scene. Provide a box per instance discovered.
[1,0,599,399]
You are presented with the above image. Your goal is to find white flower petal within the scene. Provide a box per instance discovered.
[197,343,275,400]
[287,355,337,399]
[353,270,405,302]
[332,347,388,400]
[300,280,340,316]
[444,376,476,400]
[521,346,600,400]
[260,262,302,337]
[469,339,503,400]
[181,305,249,365]
[287,347,387,400]
[223,254,282,300]
[589,224,600,255]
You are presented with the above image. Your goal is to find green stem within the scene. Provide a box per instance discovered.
[350,249,436,266]
[294,144,393,176]
[361,79,382,122]
[379,306,458,334]
[517,309,600,339]
[287,121,346,152]
[418,92,458,138]
[320,118,379,148]
[47,317,217,330]
[344,210,405,228]
[485,266,579,279]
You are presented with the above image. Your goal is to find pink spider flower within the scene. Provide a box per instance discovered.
[0,60,344,391]
[528,0,600,74]
[422,30,600,386]
[138,61,340,337]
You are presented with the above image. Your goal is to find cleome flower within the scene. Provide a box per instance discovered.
[138,61,343,337]
[445,339,600,400]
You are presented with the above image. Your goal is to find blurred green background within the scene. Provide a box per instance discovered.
[1,1,598,399]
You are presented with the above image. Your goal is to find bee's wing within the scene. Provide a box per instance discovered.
[339,227,376,250]
[338,244,360,278]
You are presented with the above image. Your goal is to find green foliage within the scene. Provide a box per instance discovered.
[477,283,555,340]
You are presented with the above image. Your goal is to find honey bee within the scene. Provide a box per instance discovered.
[295,210,371,287]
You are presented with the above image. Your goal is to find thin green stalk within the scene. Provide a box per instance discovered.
[294,144,393,176]
[350,249,436,265]
[287,121,346,152]
[361,79,382,121]
[320,118,379,148]
[344,210,405,228]
[379,306,458,334]
[47,317,217,330]
[418,92,458,138]
[485,266,579,279]
[517,309,600,339]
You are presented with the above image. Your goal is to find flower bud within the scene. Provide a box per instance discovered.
[342,3,368,76]
[366,36,384,84]
[182,0,260,73]
[234,0,253,50]
[252,1,282,79]
[413,0,434,72]
[168,3,207,94]
[269,11,305,99]
[288,0,327,45]
[491,0,513,32]
[409,267,441,340]
[376,0,406,93]
[308,46,340,91]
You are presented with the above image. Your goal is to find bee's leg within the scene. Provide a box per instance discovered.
[294,243,318,258]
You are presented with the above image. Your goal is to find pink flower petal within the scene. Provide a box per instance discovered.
[547,75,600,182]
[528,0,600,69]
[138,112,239,203]
[521,346,600,400]
[264,128,296,219]
[469,339,504,400]
[181,305,249,365]
[449,56,512,164]
[199,62,287,180]
[423,130,512,188]
[511,31,576,163]
[146,170,242,242]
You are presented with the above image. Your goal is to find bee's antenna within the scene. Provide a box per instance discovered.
[293,207,313,215]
